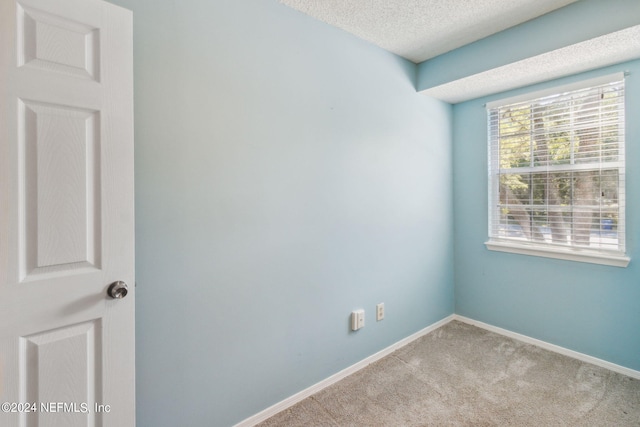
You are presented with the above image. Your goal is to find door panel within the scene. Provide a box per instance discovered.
[18,2,101,81]
[21,320,101,427]
[0,0,134,426]
[21,100,102,277]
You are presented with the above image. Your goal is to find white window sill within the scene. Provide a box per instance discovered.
[485,240,630,268]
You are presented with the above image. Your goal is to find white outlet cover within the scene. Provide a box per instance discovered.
[351,309,365,330]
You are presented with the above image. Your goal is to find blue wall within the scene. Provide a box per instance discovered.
[106,0,453,426]
[452,60,640,372]
[442,0,640,376]
[101,0,639,425]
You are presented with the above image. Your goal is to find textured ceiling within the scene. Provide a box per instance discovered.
[280,0,578,63]
[422,25,640,103]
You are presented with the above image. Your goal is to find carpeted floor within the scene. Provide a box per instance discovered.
[257,321,640,426]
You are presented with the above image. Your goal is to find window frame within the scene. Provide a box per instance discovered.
[485,73,630,268]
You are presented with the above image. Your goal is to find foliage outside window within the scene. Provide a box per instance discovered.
[486,74,628,267]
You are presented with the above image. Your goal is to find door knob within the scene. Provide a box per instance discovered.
[108,281,129,299]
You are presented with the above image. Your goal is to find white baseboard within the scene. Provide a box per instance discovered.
[235,313,640,426]
[233,314,456,427]
[453,315,640,380]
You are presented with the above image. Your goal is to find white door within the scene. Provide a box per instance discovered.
[0,0,134,426]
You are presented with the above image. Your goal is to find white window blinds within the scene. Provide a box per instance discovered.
[487,74,626,257]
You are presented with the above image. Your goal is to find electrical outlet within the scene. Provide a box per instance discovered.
[376,303,384,321]
[351,309,365,330]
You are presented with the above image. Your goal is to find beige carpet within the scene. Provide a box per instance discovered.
[258,321,640,426]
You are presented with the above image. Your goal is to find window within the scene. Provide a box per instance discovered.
[486,73,629,267]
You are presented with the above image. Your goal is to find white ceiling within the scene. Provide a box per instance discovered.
[280,0,579,63]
